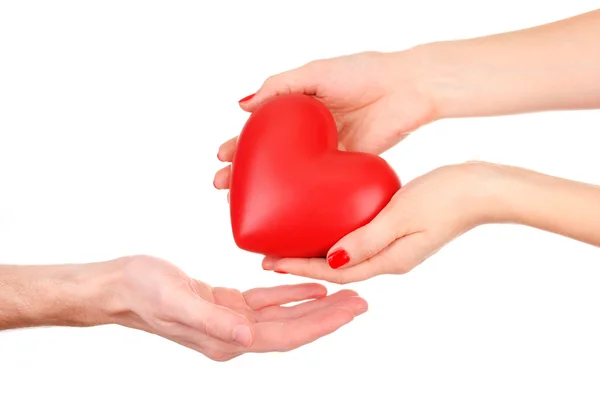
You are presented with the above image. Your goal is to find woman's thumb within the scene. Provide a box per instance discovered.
[326,207,403,270]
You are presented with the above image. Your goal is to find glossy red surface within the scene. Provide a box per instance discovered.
[229,93,401,259]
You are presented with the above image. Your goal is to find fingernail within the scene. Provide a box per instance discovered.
[232,325,252,347]
[274,270,288,274]
[327,249,349,269]
[238,93,255,103]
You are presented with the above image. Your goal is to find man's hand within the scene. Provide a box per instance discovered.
[0,255,367,361]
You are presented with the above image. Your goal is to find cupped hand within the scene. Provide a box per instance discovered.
[260,162,500,284]
[112,255,367,361]
[214,49,438,190]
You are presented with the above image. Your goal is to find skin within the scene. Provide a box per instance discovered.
[0,255,367,361]
[266,162,600,283]
[4,8,599,360]
[214,8,600,283]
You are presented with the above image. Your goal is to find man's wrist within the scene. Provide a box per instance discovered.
[0,257,129,330]
[60,257,130,327]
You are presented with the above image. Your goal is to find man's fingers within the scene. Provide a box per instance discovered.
[213,165,231,189]
[217,136,238,162]
[255,289,358,321]
[243,283,327,310]
[168,290,254,347]
[166,327,243,362]
[238,61,323,112]
[251,296,368,353]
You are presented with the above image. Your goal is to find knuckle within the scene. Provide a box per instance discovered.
[263,74,281,89]
[202,315,220,338]
[228,288,243,298]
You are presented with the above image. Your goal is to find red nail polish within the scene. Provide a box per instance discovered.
[327,249,349,269]
[274,270,288,274]
[238,93,255,103]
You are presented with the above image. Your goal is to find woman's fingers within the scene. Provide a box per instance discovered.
[213,165,231,189]
[242,283,327,310]
[255,289,359,321]
[266,231,428,284]
[324,195,404,270]
[264,257,383,285]
[217,136,238,162]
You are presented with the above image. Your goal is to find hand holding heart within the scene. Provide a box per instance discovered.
[260,162,500,283]
[225,93,401,259]
[214,49,437,173]
[213,50,453,280]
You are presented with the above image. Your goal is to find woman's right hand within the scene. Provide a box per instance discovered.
[214,48,440,189]
[215,8,600,189]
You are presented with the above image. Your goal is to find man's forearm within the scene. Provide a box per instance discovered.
[418,8,600,118]
[0,260,123,330]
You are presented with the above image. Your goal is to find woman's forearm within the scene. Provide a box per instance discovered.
[0,261,121,330]
[484,163,600,248]
[417,8,600,119]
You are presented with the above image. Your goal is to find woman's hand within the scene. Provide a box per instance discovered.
[261,160,600,284]
[261,162,500,284]
[215,8,600,191]
[114,255,368,361]
[214,49,438,190]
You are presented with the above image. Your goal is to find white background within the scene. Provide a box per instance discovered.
[1,1,600,399]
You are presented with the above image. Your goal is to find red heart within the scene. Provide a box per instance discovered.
[229,93,401,259]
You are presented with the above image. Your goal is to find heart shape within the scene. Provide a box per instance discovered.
[229,93,401,259]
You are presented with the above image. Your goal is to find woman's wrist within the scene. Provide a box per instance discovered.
[405,9,600,121]
[465,162,600,247]
[409,38,527,120]
[464,162,557,227]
